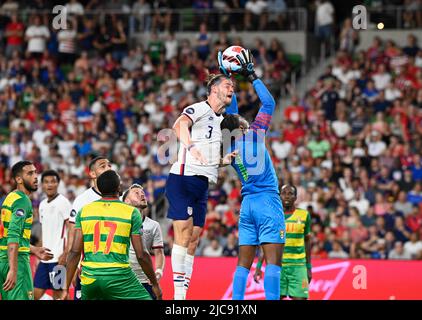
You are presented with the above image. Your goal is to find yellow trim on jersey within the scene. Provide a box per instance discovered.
[80,274,96,285]
[23,229,31,239]
[0,245,30,252]
[81,220,131,238]
[1,210,32,224]
[285,238,305,247]
[2,192,22,208]
[84,241,127,255]
[82,261,130,269]
[283,252,306,260]
[80,202,135,221]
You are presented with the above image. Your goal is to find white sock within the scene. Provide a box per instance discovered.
[172,244,187,300]
[184,254,195,299]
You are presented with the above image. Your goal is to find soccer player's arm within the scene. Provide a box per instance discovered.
[59,198,72,265]
[152,224,165,281]
[130,208,162,299]
[173,105,208,164]
[63,209,83,295]
[250,79,276,133]
[226,94,239,115]
[305,212,312,283]
[2,200,27,291]
[253,246,265,283]
[65,202,79,256]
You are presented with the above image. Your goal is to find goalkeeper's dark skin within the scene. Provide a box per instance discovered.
[253,185,312,300]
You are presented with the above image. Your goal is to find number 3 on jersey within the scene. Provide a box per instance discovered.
[93,221,117,254]
[205,126,213,139]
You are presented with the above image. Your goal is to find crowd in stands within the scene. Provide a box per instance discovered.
[0,1,421,260]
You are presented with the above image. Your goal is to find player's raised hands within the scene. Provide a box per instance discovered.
[218,51,232,77]
[236,49,258,82]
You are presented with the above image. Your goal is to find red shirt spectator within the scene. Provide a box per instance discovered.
[5,16,24,46]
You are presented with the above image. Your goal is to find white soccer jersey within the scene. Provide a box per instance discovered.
[39,194,71,263]
[169,101,224,183]
[129,216,164,283]
[69,187,102,223]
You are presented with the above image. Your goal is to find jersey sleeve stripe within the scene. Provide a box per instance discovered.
[182,113,194,123]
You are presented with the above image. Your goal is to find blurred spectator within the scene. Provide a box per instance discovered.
[244,0,268,31]
[203,239,224,257]
[25,15,50,59]
[328,240,348,259]
[222,233,239,257]
[404,233,422,259]
[388,241,412,260]
[5,13,24,58]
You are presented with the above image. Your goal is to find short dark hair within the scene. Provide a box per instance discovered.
[221,114,241,132]
[41,170,60,183]
[206,73,230,96]
[88,156,108,171]
[97,170,120,196]
[281,184,297,197]
[122,184,143,202]
[11,161,33,179]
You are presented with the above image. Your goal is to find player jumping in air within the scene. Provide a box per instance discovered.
[61,170,162,300]
[0,161,53,300]
[220,49,286,300]
[254,185,312,300]
[166,73,237,299]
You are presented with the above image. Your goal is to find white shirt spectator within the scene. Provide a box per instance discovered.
[117,77,133,92]
[272,140,292,160]
[25,24,50,53]
[245,0,268,15]
[316,1,334,26]
[165,37,178,61]
[66,1,84,15]
[332,120,351,138]
[349,197,370,216]
[372,72,392,90]
[404,240,422,259]
[58,29,77,54]
[135,153,151,170]
[203,241,223,257]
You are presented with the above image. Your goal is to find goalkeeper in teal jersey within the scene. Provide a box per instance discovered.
[219,49,285,300]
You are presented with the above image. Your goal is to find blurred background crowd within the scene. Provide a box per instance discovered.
[0,0,421,261]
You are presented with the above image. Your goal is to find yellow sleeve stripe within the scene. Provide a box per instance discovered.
[82,261,130,269]
[23,229,31,239]
[0,245,30,252]
[1,208,11,223]
[2,192,22,208]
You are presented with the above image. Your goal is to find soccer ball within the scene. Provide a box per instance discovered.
[220,45,246,73]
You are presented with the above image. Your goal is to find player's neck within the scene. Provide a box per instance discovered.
[16,186,31,197]
[47,193,59,203]
[206,97,224,115]
[284,206,295,214]
[102,194,119,200]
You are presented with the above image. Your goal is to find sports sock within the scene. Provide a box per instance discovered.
[232,266,250,300]
[183,254,194,299]
[171,244,187,300]
[264,264,281,300]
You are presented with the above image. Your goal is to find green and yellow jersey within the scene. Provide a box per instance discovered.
[75,198,143,276]
[0,190,33,261]
[283,208,310,266]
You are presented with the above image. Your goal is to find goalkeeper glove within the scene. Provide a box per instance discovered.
[218,51,232,77]
[236,49,258,82]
